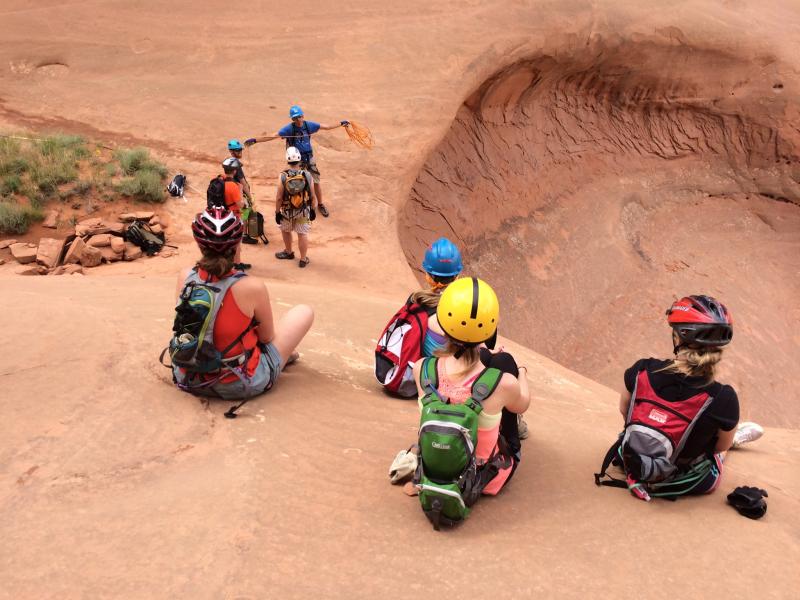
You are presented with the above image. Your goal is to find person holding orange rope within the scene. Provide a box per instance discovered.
[244,105,348,218]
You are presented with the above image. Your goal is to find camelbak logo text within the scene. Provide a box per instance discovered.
[648,409,668,424]
[432,442,451,450]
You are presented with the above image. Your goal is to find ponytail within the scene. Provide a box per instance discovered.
[657,347,723,383]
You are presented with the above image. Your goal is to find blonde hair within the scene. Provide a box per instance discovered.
[658,347,723,382]
[410,289,440,308]
[435,339,481,378]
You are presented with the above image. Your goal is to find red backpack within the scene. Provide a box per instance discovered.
[375,299,435,397]
[595,369,714,498]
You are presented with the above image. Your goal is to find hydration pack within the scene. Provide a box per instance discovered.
[595,369,715,500]
[414,358,503,530]
[282,169,309,210]
[162,270,257,378]
[241,206,269,245]
[125,220,165,255]
[167,173,186,197]
[374,298,435,397]
[206,176,227,209]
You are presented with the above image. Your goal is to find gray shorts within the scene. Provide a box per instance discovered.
[304,158,320,184]
[174,342,282,400]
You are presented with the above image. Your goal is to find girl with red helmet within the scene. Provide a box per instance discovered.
[605,295,762,499]
[172,207,314,402]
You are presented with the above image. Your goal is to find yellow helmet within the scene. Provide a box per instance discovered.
[437,277,499,344]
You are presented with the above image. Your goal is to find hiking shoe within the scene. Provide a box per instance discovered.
[518,415,530,440]
[733,421,764,448]
[318,203,330,218]
[299,257,310,268]
[234,262,252,270]
[275,250,295,260]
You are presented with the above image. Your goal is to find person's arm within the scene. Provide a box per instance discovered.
[251,280,275,344]
[244,134,280,146]
[619,389,632,419]
[715,427,737,453]
[241,176,252,201]
[307,172,317,208]
[503,374,529,415]
[316,121,348,131]
[275,176,284,214]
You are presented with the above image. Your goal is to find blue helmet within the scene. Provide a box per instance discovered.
[289,105,304,119]
[227,139,243,151]
[422,237,463,277]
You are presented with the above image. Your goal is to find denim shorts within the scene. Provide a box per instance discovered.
[174,343,282,400]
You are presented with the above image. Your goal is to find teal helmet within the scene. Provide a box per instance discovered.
[289,105,304,119]
[228,139,243,151]
[422,237,463,277]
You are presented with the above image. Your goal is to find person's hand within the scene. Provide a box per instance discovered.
[275,212,283,225]
[309,207,316,221]
[244,138,257,147]
[340,120,350,127]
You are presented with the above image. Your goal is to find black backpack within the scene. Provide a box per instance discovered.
[167,173,186,197]
[206,176,226,209]
[126,220,166,255]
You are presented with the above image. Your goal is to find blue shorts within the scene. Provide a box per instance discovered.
[174,343,282,400]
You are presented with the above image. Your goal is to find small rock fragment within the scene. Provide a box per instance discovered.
[0,239,18,249]
[16,265,48,276]
[42,209,59,229]
[123,242,142,261]
[79,245,102,268]
[64,237,86,264]
[110,237,125,254]
[100,247,122,263]
[36,238,65,269]
[10,243,38,264]
[87,233,112,247]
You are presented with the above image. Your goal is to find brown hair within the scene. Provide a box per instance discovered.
[196,247,236,279]
[410,289,440,308]
[657,347,723,383]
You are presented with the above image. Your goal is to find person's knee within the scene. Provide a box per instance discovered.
[292,303,314,326]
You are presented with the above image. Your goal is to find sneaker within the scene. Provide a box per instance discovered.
[318,203,330,218]
[299,257,310,268]
[517,415,529,440]
[275,250,295,260]
[234,262,252,270]
[732,421,764,448]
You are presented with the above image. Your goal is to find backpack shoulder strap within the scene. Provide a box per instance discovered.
[197,272,247,344]
[466,367,503,413]
[420,357,439,400]
[624,370,643,425]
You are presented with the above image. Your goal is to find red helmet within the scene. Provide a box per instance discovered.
[191,207,242,253]
[666,295,733,348]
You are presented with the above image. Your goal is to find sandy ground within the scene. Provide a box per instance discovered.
[1,1,799,598]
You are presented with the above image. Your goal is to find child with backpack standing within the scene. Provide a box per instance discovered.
[244,105,348,218]
[274,147,317,268]
[595,295,764,501]
[227,139,252,202]
[207,158,250,270]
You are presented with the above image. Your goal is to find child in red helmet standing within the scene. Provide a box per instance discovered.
[595,295,763,501]
[244,104,348,218]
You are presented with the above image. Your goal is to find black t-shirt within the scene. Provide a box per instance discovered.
[624,358,739,461]
[233,165,246,183]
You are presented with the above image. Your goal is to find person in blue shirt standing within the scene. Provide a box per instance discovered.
[245,105,348,218]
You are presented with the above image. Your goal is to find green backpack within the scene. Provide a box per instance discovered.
[415,357,503,530]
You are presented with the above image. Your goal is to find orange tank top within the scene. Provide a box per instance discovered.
[197,269,261,381]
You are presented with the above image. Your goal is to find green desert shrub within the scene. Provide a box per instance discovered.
[1,174,22,196]
[0,202,44,234]
[117,169,165,203]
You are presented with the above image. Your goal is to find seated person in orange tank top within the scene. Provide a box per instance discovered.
[170,207,313,405]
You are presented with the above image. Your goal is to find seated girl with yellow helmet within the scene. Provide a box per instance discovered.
[390,277,531,496]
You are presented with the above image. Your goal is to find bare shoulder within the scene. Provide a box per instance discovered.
[234,274,268,296]
[496,372,521,397]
